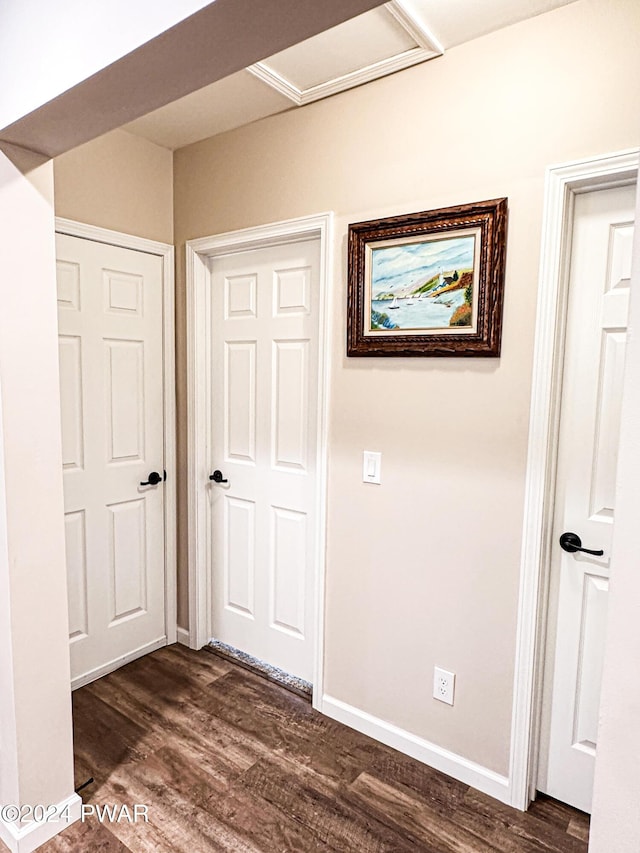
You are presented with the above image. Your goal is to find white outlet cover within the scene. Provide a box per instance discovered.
[433,666,455,706]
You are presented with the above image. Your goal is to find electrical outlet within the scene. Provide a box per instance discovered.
[433,667,455,705]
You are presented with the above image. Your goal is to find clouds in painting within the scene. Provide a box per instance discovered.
[371,235,475,295]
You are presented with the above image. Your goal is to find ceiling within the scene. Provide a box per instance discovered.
[124,0,577,151]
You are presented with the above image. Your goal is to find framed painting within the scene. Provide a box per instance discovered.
[347,198,508,356]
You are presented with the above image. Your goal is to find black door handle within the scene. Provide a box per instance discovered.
[559,531,604,556]
[209,469,228,483]
[140,471,163,486]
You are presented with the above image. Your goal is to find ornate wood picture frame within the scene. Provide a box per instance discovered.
[347,198,508,356]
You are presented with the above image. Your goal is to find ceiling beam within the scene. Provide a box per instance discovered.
[0,0,385,158]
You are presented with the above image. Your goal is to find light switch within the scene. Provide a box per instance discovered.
[363,451,382,484]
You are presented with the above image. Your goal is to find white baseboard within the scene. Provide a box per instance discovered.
[0,793,81,853]
[71,636,167,690]
[176,627,191,647]
[321,694,511,806]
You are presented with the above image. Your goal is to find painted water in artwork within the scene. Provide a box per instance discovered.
[369,234,476,332]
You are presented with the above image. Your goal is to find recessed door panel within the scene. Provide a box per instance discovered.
[104,269,143,316]
[272,340,309,471]
[225,274,257,319]
[105,339,145,463]
[56,259,81,312]
[225,341,256,464]
[590,331,625,520]
[109,499,148,622]
[271,506,306,636]
[573,574,608,752]
[274,266,311,315]
[608,223,633,288]
[65,510,88,641]
[225,496,255,617]
[59,335,85,471]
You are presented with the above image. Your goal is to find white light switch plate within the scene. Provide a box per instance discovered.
[363,451,381,484]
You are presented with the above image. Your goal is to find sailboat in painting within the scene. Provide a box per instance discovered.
[389,296,400,309]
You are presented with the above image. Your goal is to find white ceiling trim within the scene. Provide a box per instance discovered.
[247,0,444,107]
[386,0,443,52]
[248,63,302,104]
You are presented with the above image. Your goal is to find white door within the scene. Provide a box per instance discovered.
[208,239,320,682]
[56,233,167,687]
[538,183,636,813]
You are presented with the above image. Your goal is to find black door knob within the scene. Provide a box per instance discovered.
[209,469,228,483]
[140,471,162,486]
[559,531,604,556]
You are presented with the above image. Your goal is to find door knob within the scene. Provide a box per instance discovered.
[140,471,163,486]
[209,469,228,483]
[559,531,604,556]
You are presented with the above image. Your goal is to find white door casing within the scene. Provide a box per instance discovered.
[209,240,320,681]
[509,149,639,812]
[186,214,332,701]
[537,184,636,813]
[55,222,176,688]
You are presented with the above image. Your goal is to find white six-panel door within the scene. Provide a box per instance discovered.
[208,239,320,681]
[538,183,636,812]
[56,233,167,687]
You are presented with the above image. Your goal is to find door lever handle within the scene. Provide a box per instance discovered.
[209,470,228,483]
[559,531,604,556]
[140,471,163,486]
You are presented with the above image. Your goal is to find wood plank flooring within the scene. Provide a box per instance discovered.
[38,645,589,852]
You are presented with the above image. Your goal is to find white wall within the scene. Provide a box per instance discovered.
[0,0,217,130]
[0,144,77,845]
[588,186,640,852]
[0,380,18,810]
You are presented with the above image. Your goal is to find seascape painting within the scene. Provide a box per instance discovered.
[369,234,477,334]
[347,198,507,356]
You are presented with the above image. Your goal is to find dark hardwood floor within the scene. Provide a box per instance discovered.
[39,645,589,852]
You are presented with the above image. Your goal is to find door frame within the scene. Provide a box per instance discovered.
[185,212,333,707]
[54,218,178,652]
[509,150,639,810]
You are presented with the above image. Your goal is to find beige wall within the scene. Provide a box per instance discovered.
[0,146,75,817]
[54,129,174,244]
[173,0,640,776]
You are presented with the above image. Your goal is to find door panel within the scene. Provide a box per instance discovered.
[105,338,146,461]
[538,184,636,813]
[64,510,88,640]
[271,506,307,636]
[109,498,148,621]
[272,340,309,470]
[225,495,256,616]
[225,341,257,462]
[59,335,85,469]
[56,233,166,686]
[209,239,320,681]
[573,573,608,750]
